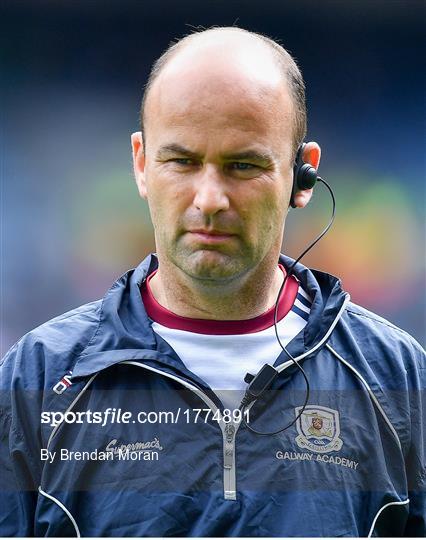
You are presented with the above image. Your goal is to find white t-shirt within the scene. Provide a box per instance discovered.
[141,268,311,409]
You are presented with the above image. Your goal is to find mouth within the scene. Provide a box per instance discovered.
[186,229,237,244]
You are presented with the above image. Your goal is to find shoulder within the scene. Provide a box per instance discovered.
[344,301,424,351]
[30,300,102,351]
[334,302,425,459]
[345,301,415,337]
[1,300,102,389]
[338,301,425,376]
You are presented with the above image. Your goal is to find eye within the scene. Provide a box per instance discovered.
[226,162,263,179]
[169,158,195,166]
[228,162,257,170]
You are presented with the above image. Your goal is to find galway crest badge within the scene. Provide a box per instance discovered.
[295,405,343,453]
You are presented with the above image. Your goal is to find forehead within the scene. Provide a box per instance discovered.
[144,37,294,150]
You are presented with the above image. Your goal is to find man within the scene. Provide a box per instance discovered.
[1,27,424,537]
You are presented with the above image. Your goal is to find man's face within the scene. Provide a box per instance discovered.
[134,42,296,284]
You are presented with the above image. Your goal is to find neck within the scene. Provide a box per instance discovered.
[148,254,284,320]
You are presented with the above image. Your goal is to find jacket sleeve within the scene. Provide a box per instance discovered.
[404,341,426,536]
[1,302,101,536]
[0,340,43,536]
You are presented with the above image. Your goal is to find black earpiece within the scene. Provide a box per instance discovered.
[290,143,319,208]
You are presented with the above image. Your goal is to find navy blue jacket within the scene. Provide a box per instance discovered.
[1,254,424,536]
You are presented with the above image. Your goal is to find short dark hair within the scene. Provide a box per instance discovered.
[140,27,307,159]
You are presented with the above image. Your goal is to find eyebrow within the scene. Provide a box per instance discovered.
[224,150,275,164]
[156,144,275,164]
[156,144,200,159]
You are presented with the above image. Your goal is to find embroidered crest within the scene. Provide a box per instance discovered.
[295,405,343,453]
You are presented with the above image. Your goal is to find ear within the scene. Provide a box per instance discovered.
[292,141,321,208]
[131,131,147,199]
[303,141,321,170]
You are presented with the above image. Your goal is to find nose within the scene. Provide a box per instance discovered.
[192,165,230,216]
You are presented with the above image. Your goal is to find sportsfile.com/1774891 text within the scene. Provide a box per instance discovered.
[40,407,250,427]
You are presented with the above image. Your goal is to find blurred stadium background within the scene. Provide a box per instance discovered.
[1,0,425,355]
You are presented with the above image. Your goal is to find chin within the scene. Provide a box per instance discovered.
[179,250,244,282]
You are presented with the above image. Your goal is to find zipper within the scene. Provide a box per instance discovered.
[121,361,239,501]
[223,421,238,500]
[50,358,239,501]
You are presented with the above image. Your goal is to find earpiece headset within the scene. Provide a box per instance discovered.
[290,143,320,208]
[241,142,336,436]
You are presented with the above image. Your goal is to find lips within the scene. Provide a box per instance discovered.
[187,229,236,244]
[189,229,234,236]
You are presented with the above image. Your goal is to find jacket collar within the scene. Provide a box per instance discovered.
[279,254,349,352]
[72,253,349,380]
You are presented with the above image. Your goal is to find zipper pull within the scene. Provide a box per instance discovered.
[224,423,235,469]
